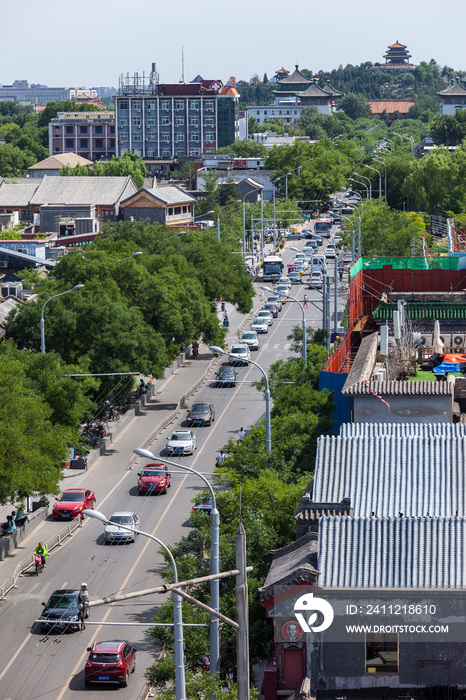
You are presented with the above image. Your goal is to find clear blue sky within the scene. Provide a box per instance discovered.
[3,0,465,88]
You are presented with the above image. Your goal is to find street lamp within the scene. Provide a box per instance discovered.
[261,284,307,363]
[107,251,143,277]
[187,211,214,231]
[362,163,382,200]
[372,155,387,203]
[209,346,271,453]
[40,284,84,355]
[353,172,372,199]
[133,448,221,678]
[242,190,258,261]
[216,200,241,243]
[342,200,362,258]
[349,177,369,200]
[83,508,186,700]
[341,215,356,261]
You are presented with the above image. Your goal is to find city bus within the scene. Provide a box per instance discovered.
[262,255,284,282]
[314,219,333,237]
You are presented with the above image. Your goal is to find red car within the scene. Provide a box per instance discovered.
[52,488,96,519]
[84,640,136,687]
[137,463,171,495]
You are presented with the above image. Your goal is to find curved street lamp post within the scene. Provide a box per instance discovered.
[133,449,221,678]
[210,346,271,453]
[217,200,241,243]
[83,509,186,700]
[40,284,84,354]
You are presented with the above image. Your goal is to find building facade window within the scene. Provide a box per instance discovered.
[133,116,141,127]
[147,117,156,126]
[80,139,88,148]
[132,100,141,111]
[189,116,199,126]
[95,139,103,147]
[66,139,74,148]
[366,634,398,674]
[204,100,214,111]
[66,126,73,134]
[110,139,115,147]
[147,101,155,111]
[161,100,169,110]
[175,133,185,142]
[120,117,128,127]
[147,149,156,157]
[95,125,103,134]
[190,133,199,143]
[176,116,185,126]
[205,132,215,141]
[161,133,170,143]
[119,100,128,110]
[161,116,171,126]
[189,148,200,156]
[175,100,184,110]
[189,100,200,111]
[80,126,88,134]
[204,116,214,126]
[176,148,185,157]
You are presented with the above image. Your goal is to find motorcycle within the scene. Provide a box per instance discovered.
[192,345,199,358]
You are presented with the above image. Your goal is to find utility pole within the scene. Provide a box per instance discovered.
[236,522,249,700]
[260,191,264,260]
[322,272,327,343]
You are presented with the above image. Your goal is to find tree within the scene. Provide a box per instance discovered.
[339,93,372,120]
[60,151,146,188]
[218,139,267,158]
[0,142,35,176]
[408,95,439,123]
[0,344,74,503]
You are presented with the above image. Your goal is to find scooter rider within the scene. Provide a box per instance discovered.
[192,341,199,357]
[34,542,48,567]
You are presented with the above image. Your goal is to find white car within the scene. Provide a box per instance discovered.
[277,276,292,288]
[325,247,336,259]
[166,429,197,456]
[288,272,303,284]
[333,235,343,245]
[266,295,282,311]
[105,512,140,544]
[240,331,260,350]
[256,310,273,326]
[308,271,323,289]
[276,285,289,300]
[251,317,268,333]
[228,344,251,365]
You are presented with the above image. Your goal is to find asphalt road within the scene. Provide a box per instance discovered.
[0,224,347,700]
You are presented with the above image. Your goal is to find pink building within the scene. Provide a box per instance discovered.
[48,112,116,162]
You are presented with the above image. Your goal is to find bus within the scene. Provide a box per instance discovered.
[315,219,333,237]
[262,255,284,282]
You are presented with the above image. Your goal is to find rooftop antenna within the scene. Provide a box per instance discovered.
[180,46,185,83]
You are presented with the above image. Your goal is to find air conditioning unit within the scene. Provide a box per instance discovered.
[452,334,466,349]
[419,333,433,348]
[0,261,8,268]
[373,369,386,382]
[439,334,451,349]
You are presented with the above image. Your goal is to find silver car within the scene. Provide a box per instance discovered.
[166,429,197,456]
[240,331,260,350]
[105,512,140,544]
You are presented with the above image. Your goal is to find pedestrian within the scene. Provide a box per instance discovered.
[14,508,29,526]
[303,295,308,308]
[216,450,226,464]
[237,427,245,442]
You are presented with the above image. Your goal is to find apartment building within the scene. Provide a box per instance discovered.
[115,69,239,171]
[48,112,116,161]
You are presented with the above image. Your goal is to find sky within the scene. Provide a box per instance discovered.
[2,0,465,88]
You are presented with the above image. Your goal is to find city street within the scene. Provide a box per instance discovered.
[0,228,347,700]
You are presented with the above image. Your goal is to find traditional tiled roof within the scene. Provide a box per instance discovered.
[29,153,93,170]
[322,81,344,97]
[298,80,331,99]
[318,516,466,588]
[0,180,41,206]
[312,435,466,517]
[144,186,196,205]
[259,532,318,600]
[342,379,453,396]
[368,100,415,114]
[276,65,312,86]
[30,176,137,206]
[340,422,466,439]
[438,79,466,97]
[373,301,466,320]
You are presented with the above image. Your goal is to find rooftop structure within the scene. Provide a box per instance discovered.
[371,41,416,71]
[437,78,466,115]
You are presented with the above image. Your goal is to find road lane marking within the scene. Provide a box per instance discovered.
[0,633,31,682]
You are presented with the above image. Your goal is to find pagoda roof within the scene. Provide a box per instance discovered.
[322,80,344,97]
[298,80,331,98]
[388,40,407,49]
[276,65,312,86]
[438,78,466,97]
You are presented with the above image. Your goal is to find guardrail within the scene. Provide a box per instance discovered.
[0,517,82,599]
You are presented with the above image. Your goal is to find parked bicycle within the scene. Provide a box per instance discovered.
[104,400,120,422]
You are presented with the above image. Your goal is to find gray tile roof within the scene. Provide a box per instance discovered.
[0,181,41,206]
[318,516,466,588]
[259,532,318,599]
[145,185,196,205]
[0,297,22,326]
[312,435,466,517]
[342,379,453,396]
[340,422,466,438]
[30,176,137,206]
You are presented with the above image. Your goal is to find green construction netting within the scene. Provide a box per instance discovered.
[373,302,466,320]
[350,257,466,278]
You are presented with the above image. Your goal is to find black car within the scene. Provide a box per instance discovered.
[40,589,90,632]
[187,402,215,426]
[302,229,314,239]
[214,366,237,387]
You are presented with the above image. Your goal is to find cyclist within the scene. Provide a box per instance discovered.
[34,542,48,568]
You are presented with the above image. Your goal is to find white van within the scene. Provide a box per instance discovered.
[311,253,326,272]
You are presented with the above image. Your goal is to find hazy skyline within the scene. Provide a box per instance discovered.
[3,0,465,88]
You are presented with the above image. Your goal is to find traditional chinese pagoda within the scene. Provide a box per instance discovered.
[437,78,466,115]
[371,41,416,71]
[273,65,313,98]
